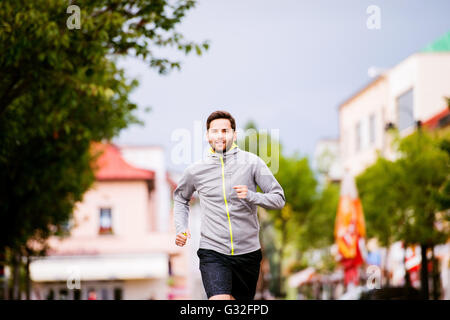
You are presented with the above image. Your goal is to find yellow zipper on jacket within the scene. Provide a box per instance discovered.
[210,143,237,255]
[220,155,234,255]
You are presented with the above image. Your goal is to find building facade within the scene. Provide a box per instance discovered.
[337,34,450,298]
[339,52,450,177]
[29,143,192,300]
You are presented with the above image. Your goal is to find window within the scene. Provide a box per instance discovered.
[355,122,361,153]
[397,88,414,131]
[99,208,113,235]
[61,218,74,235]
[369,114,376,145]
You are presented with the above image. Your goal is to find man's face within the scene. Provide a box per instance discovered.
[206,118,237,153]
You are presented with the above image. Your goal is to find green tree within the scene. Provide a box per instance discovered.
[0,0,207,299]
[239,122,341,298]
[287,181,339,300]
[301,182,340,251]
[272,153,317,297]
[356,153,406,286]
[237,121,284,297]
[238,121,317,297]
[357,126,450,298]
[434,99,450,214]
[397,128,449,299]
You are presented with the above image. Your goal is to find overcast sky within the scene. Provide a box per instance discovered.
[114,0,450,173]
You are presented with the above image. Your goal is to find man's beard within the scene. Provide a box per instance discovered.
[212,140,233,154]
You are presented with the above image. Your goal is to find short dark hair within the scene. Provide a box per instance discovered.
[206,110,236,130]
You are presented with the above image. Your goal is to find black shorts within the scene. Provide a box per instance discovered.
[197,248,262,300]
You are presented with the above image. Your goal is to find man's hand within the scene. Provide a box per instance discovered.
[233,185,248,199]
[175,229,191,247]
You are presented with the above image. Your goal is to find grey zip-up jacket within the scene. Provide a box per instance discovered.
[173,143,286,255]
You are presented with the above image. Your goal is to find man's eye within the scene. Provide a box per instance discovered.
[210,129,232,134]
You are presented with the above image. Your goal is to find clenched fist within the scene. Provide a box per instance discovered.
[175,229,191,247]
[233,185,248,199]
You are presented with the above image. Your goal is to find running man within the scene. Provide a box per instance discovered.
[174,110,286,300]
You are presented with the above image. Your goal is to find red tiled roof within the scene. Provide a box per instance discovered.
[92,143,155,181]
[423,107,450,129]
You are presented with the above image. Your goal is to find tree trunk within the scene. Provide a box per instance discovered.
[277,247,284,297]
[25,252,31,300]
[4,248,11,300]
[404,242,412,289]
[0,250,6,300]
[404,269,411,288]
[12,251,21,300]
[277,221,287,298]
[256,231,267,300]
[431,246,440,300]
[420,244,429,300]
[384,244,390,287]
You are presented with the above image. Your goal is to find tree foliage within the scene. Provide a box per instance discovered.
[357,127,450,247]
[0,0,207,255]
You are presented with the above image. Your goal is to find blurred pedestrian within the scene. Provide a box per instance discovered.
[88,289,97,300]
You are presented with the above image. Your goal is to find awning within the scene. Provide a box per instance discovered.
[30,253,168,282]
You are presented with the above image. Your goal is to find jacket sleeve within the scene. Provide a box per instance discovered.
[173,166,196,235]
[244,157,286,210]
